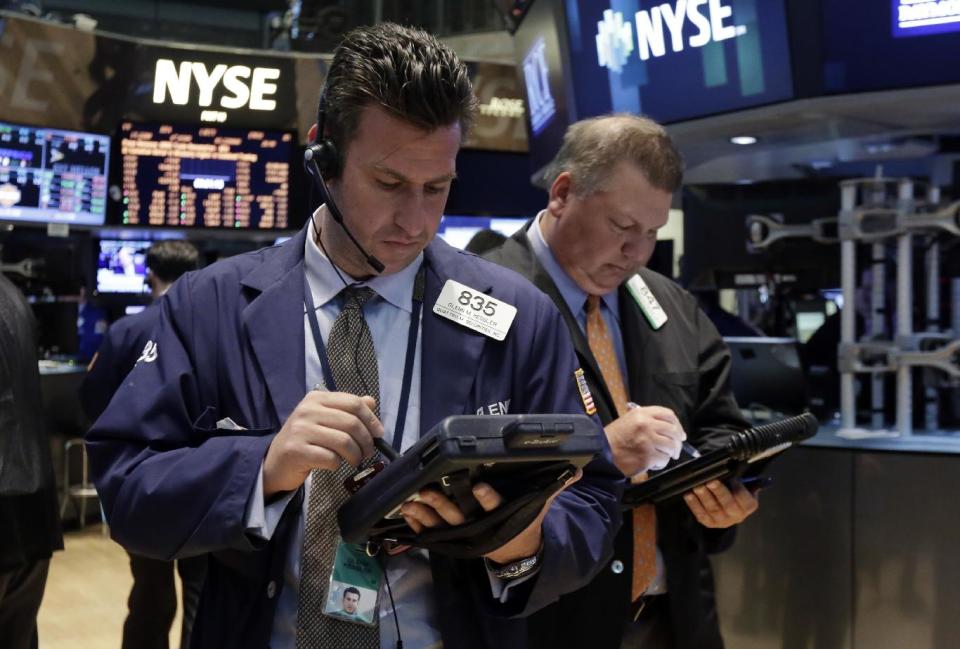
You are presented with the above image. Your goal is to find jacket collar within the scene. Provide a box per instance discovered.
[240,224,310,426]
[496,223,619,424]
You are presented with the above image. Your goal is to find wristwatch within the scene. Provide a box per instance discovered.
[485,546,544,580]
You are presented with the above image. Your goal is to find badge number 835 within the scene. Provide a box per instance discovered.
[458,289,498,317]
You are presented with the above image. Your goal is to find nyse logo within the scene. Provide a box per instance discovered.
[522,37,556,135]
[152,59,281,111]
[596,0,747,71]
[596,10,634,73]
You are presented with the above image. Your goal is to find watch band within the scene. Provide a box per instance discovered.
[486,546,543,580]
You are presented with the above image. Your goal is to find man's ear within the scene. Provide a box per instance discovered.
[547,171,573,218]
[307,123,318,143]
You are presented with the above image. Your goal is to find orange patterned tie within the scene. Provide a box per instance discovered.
[585,295,657,601]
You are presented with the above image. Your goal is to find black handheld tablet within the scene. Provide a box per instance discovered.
[622,412,819,507]
[337,414,602,555]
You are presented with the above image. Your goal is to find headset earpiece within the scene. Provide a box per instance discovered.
[303,89,340,179]
[311,137,339,179]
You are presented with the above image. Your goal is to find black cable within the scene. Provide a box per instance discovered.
[314,215,350,289]
[379,554,403,649]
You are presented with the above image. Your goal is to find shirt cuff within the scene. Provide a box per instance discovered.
[244,461,296,540]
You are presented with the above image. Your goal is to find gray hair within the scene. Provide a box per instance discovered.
[543,114,684,195]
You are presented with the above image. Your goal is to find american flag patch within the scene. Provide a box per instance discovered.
[574,368,596,415]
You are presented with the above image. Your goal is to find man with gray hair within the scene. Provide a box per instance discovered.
[485,114,759,649]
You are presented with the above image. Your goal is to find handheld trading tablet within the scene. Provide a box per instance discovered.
[622,412,819,507]
[337,414,602,558]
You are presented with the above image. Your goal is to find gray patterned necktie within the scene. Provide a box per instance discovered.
[296,286,381,649]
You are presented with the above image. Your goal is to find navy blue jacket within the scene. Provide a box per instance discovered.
[86,226,623,649]
[79,302,160,422]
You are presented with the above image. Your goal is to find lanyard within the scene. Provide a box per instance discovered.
[303,266,425,453]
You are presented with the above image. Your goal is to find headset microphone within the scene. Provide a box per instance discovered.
[303,93,385,274]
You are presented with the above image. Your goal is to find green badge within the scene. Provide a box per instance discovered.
[322,541,382,626]
[626,274,668,330]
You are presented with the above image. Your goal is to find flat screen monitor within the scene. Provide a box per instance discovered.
[724,336,807,415]
[117,121,292,229]
[0,121,110,225]
[436,215,528,250]
[821,0,960,93]
[565,0,793,124]
[513,0,573,177]
[97,239,151,294]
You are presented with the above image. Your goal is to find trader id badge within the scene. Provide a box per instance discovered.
[322,540,382,627]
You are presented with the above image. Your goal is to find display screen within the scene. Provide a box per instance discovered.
[436,215,528,250]
[822,0,960,92]
[118,121,292,229]
[97,239,151,294]
[564,0,793,124]
[892,0,960,38]
[513,0,573,176]
[0,121,109,225]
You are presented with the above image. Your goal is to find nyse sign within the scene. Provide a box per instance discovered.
[153,59,281,120]
[596,0,748,71]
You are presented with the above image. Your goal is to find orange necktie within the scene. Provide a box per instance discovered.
[585,295,657,601]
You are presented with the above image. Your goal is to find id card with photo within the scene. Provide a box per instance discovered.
[322,541,383,627]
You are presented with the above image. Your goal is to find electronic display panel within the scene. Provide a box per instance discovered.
[118,121,292,229]
[822,0,960,92]
[0,121,109,225]
[513,0,574,177]
[96,239,151,294]
[436,215,528,250]
[565,0,793,124]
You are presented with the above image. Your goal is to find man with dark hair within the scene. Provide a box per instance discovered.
[337,587,362,621]
[80,239,203,649]
[0,272,63,649]
[87,23,621,649]
[145,240,201,289]
[485,114,759,649]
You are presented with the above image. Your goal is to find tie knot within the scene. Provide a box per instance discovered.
[586,294,602,314]
[341,286,376,310]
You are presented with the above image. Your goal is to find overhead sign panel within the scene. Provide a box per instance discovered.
[892,0,960,37]
[568,0,793,124]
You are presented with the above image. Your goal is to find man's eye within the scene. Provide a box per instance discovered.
[377,180,401,191]
[425,185,446,195]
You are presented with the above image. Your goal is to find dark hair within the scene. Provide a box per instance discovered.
[146,240,199,284]
[544,114,684,195]
[343,587,361,599]
[323,22,477,154]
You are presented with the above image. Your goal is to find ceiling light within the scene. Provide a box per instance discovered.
[730,136,758,145]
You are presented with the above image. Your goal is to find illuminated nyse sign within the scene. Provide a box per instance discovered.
[152,59,281,122]
[893,0,960,37]
[596,0,748,71]
[522,37,556,135]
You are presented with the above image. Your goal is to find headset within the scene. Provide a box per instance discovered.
[303,88,385,274]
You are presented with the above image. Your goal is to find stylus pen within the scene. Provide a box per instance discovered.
[626,401,701,459]
[312,384,399,460]
[374,438,400,462]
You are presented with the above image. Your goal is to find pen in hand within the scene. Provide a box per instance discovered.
[313,384,399,461]
[626,401,700,459]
